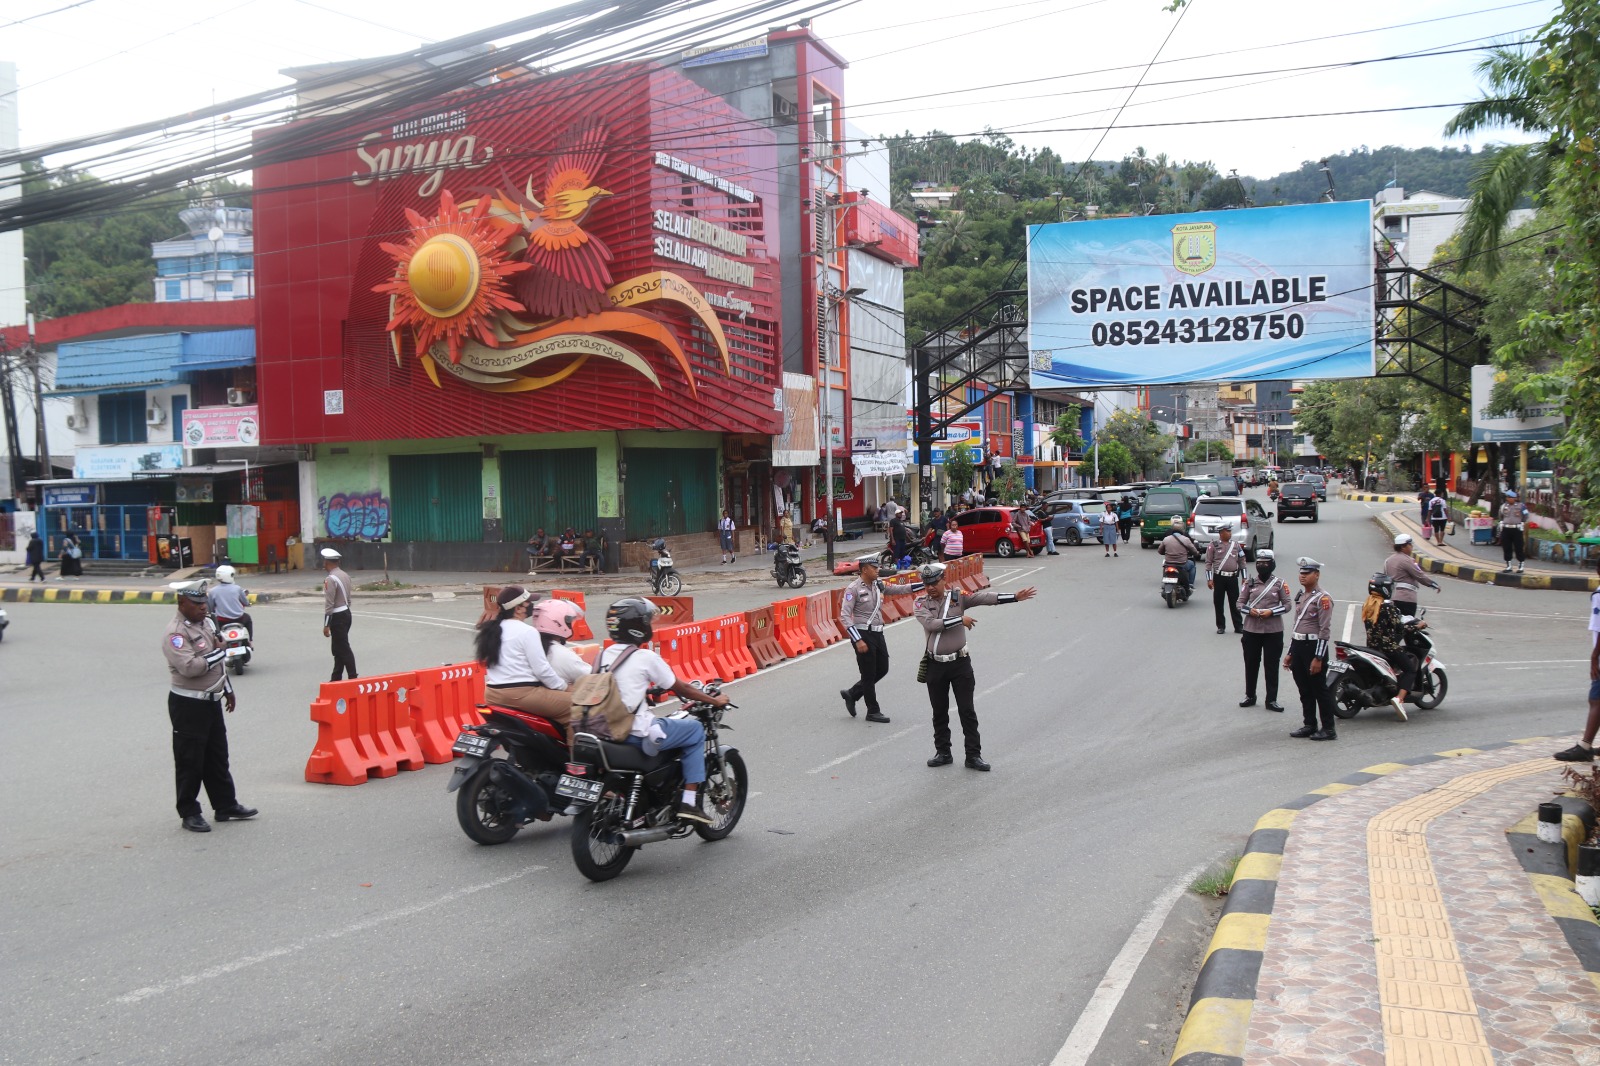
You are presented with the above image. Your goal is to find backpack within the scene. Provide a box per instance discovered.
[568,644,640,744]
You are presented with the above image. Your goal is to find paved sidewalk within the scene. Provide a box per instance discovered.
[1171,738,1600,1066]
[1367,507,1599,593]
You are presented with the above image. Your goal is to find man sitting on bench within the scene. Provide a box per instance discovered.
[577,530,604,573]
[526,528,555,573]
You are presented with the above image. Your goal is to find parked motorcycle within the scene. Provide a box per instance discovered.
[559,683,746,881]
[878,529,937,571]
[217,619,252,673]
[648,538,682,596]
[1160,562,1194,608]
[446,705,573,843]
[772,541,806,588]
[1325,613,1448,718]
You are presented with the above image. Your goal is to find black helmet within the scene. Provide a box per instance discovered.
[605,597,659,644]
[651,538,667,552]
[1368,573,1394,599]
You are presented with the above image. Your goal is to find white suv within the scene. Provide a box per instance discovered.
[1187,495,1274,557]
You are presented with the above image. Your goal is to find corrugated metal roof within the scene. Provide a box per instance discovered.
[54,334,182,390]
[176,329,255,370]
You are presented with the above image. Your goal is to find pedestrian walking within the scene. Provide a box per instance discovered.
[1284,557,1338,741]
[913,562,1037,771]
[1499,490,1529,573]
[1100,500,1119,558]
[838,554,924,724]
[718,510,737,564]
[939,516,965,561]
[1384,533,1441,620]
[1118,497,1136,543]
[1013,504,1037,558]
[1427,492,1449,546]
[1418,487,1433,529]
[1554,553,1600,762]
[1238,549,1289,711]
[162,580,256,833]
[24,530,45,582]
[1204,525,1245,633]
[321,547,358,681]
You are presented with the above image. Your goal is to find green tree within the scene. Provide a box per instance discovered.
[1087,440,1136,483]
[1099,410,1172,479]
[993,463,1027,503]
[945,440,977,500]
[1047,407,1084,454]
[1183,439,1234,464]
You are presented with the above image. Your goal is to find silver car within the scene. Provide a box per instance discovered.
[1187,495,1274,558]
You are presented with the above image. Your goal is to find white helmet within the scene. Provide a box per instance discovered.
[530,598,584,640]
[1393,533,1413,548]
[215,565,236,584]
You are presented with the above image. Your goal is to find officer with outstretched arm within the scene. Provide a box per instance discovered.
[838,553,924,723]
[1384,533,1440,620]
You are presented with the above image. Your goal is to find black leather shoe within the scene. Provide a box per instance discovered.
[865,712,891,723]
[927,752,953,767]
[1309,729,1337,741]
[965,755,991,771]
[1239,697,1257,707]
[840,689,857,718]
[1289,726,1316,738]
[1217,627,1226,635]
[1266,701,1285,712]
[181,814,211,833]
[215,804,258,821]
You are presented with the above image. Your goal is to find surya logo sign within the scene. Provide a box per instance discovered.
[351,109,494,199]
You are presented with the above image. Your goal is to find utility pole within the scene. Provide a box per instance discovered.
[28,314,49,481]
[1,339,24,500]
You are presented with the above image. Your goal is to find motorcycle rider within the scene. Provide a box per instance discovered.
[1238,549,1291,711]
[1361,573,1420,721]
[530,598,590,686]
[1159,516,1200,595]
[1384,533,1441,620]
[477,586,572,723]
[206,565,254,642]
[600,598,729,824]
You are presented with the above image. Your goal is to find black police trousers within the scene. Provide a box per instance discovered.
[846,630,890,714]
[1289,641,1336,732]
[168,692,238,818]
[328,611,357,681]
[1241,630,1283,702]
[926,654,981,757]
[1213,573,1242,632]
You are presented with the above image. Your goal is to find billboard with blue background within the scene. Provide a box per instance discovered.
[1028,202,1375,390]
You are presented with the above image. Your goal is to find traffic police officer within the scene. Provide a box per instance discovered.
[322,547,357,681]
[163,580,256,832]
[914,561,1038,771]
[1204,525,1246,634]
[1384,533,1440,620]
[1283,557,1338,741]
[1238,548,1290,711]
[839,554,924,723]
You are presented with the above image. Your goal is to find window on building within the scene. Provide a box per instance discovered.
[164,280,182,301]
[98,391,148,445]
[215,281,233,294]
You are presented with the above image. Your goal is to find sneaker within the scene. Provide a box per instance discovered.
[1502,564,1513,573]
[1517,565,1525,573]
[1553,743,1595,762]
[1391,697,1408,722]
[675,802,713,825]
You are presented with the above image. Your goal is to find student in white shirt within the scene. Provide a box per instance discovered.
[475,587,570,723]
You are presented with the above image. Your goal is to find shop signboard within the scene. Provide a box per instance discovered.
[72,444,183,481]
[43,486,96,507]
[1470,364,1563,443]
[182,405,261,447]
[1028,201,1375,389]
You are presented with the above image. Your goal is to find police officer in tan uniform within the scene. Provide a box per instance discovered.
[321,547,357,681]
[1283,558,1338,741]
[1238,549,1291,711]
[838,554,924,723]
[163,580,256,832]
[1203,525,1246,635]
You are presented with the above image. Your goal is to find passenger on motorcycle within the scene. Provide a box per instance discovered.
[207,565,254,640]
[530,598,590,686]
[601,598,730,824]
[1361,573,1422,721]
[1159,517,1200,592]
[476,586,573,724]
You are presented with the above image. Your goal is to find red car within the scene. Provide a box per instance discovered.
[949,506,1045,558]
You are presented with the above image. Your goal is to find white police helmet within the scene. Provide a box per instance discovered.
[918,562,947,585]
[1393,533,1413,548]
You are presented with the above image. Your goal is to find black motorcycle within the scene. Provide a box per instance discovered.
[558,683,746,882]
[1160,560,1195,608]
[446,705,572,844]
[772,542,806,588]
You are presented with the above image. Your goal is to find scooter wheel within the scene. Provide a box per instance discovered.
[1412,668,1448,709]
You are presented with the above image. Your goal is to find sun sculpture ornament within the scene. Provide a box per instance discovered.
[375,190,529,365]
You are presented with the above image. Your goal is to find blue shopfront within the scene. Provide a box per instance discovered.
[37,481,170,561]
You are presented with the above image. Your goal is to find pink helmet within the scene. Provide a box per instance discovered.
[530,598,583,640]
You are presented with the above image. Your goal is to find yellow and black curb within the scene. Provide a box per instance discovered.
[1506,797,1600,993]
[1169,740,1545,1066]
[1368,509,1600,593]
[1340,491,1409,503]
[0,588,267,605]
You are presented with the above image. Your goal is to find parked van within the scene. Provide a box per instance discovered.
[1141,486,1194,548]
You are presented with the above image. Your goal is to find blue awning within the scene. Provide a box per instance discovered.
[176,329,256,371]
[54,334,181,391]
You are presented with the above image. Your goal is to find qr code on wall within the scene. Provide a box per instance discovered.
[324,390,344,415]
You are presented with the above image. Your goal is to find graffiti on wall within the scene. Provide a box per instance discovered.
[320,491,392,540]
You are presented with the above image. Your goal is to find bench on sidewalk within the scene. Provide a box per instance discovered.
[524,552,600,575]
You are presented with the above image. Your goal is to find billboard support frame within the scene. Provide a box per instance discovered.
[1373,264,1487,405]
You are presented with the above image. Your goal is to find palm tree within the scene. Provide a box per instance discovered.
[1443,45,1554,276]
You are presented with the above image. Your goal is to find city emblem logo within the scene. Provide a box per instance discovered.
[1171,221,1217,277]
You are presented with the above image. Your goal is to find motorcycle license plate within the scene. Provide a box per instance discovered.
[451,733,491,757]
[555,774,603,802]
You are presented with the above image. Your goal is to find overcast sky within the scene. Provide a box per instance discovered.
[4,0,1555,185]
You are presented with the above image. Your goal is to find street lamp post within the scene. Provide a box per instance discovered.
[820,284,867,574]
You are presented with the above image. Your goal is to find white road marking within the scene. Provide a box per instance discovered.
[1342,602,1355,644]
[358,611,474,630]
[1453,659,1588,668]
[114,864,546,1004]
[1423,606,1578,621]
[807,725,920,774]
[993,566,1045,586]
[978,671,1026,698]
[1049,861,1209,1066]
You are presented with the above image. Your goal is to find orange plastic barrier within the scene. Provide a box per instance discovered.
[971,555,990,590]
[959,556,981,593]
[744,605,786,668]
[805,590,843,646]
[550,589,595,640]
[572,642,603,666]
[711,614,758,678]
[305,672,425,785]
[408,662,485,763]
[652,621,718,684]
[773,596,816,658]
[647,596,694,623]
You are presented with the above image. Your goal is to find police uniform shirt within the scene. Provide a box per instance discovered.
[1160,532,1198,567]
[1383,551,1434,604]
[1291,585,1334,659]
[163,612,227,696]
[323,566,353,624]
[1500,500,1528,529]
[915,588,1015,657]
[1204,538,1244,578]
[1240,573,1293,633]
[838,576,923,640]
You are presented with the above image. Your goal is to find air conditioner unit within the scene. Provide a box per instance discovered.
[227,388,251,406]
[145,401,167,426]
[66,414,82,430]
[66,398,87,430]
